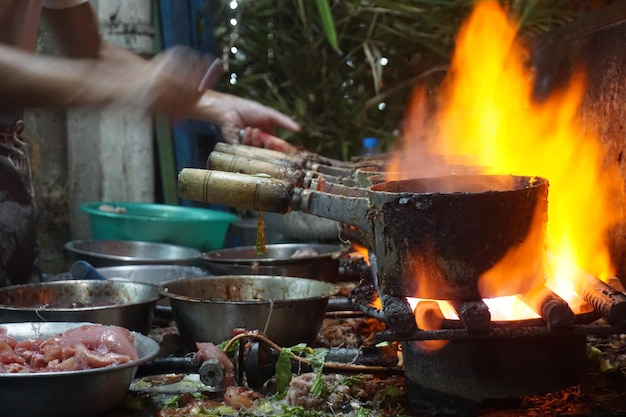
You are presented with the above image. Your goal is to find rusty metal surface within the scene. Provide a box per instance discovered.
[368,175,548,300]
[377,320,626,342]
[402,334,587,413]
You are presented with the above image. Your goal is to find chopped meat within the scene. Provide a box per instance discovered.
[73,344,136,369]
[0,324,138,373]
[0,339,25,365]
[286,373,328,409]
[59,324,138,360]
[223,386,255,409]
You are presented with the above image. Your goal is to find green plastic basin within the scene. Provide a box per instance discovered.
[80,201,239,252]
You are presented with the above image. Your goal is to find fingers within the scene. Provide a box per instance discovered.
[237,127,296,153]
[238,127,263,147]
[259,132,297,153]
[268,110,302,134]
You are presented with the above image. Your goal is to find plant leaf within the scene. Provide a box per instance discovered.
[275,348,294,392]
[316,0,339,52]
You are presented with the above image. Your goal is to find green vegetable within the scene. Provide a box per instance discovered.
[274,344,316,392]
[307,348,328,397]
[163,395,181,408]
[218,339,239,356]
[275,347,295,391]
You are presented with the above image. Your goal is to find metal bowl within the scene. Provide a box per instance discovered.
[65,239,203,267]
[160,275,338,348]
[202,243,346,281]
[0,322,159,417]
[50,264,209,285]
[0,280,160,334]
[50,264,210,311]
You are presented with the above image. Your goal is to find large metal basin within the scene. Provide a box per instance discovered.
[0,322,159,417]
[160,275,337,348]
[0,280,160,334]
[203,243,346,281]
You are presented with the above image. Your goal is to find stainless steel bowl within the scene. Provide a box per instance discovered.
[64,239,203,267]
[160,275,338,348]
[51,264,208,285]
[0,280,160,334]
[0,322,159,417]
[202,243,346,281]
[50,264,210,311]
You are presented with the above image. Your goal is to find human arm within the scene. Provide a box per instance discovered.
[0,3,209,118]
[41,1,302,150]
[0,2,300,151]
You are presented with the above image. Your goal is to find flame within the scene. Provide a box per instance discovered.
[350,242,370,265]
[411,300,449,351]
[398,0,625,323]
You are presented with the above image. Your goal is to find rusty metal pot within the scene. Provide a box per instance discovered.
[178,170,548,301]
[0,321,159,417]
[0,280,160,334]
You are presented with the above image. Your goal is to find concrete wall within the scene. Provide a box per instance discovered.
[30,0,156,274]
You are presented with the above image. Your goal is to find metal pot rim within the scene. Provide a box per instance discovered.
[203,243,347,264]
[0,280,162,311]
[159,275,338,303]
[64,240,203,262]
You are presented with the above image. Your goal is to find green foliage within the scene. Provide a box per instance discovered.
[273,343,328,396]
[316,0,340,52]
[212,0,578,160]
[274,343,311,391]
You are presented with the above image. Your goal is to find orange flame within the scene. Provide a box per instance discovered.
[397,0,625,322]
[350,242,370,265]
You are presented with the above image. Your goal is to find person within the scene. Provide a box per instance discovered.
[0,0,301,285]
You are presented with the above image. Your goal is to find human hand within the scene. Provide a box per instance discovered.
[126,46,217,119]
[192,91,301,152]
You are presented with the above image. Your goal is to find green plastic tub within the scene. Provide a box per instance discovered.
[80,202,239,252]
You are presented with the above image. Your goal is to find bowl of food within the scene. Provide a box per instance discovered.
[64,239,204,268]
[0,321,159,417]
[0,280,160,334]
[160,275,338,348]
[202,243,347,281]
[80,201,239,251]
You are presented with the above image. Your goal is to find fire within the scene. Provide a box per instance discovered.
[350,241,370,265]
[396,1,625,320]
